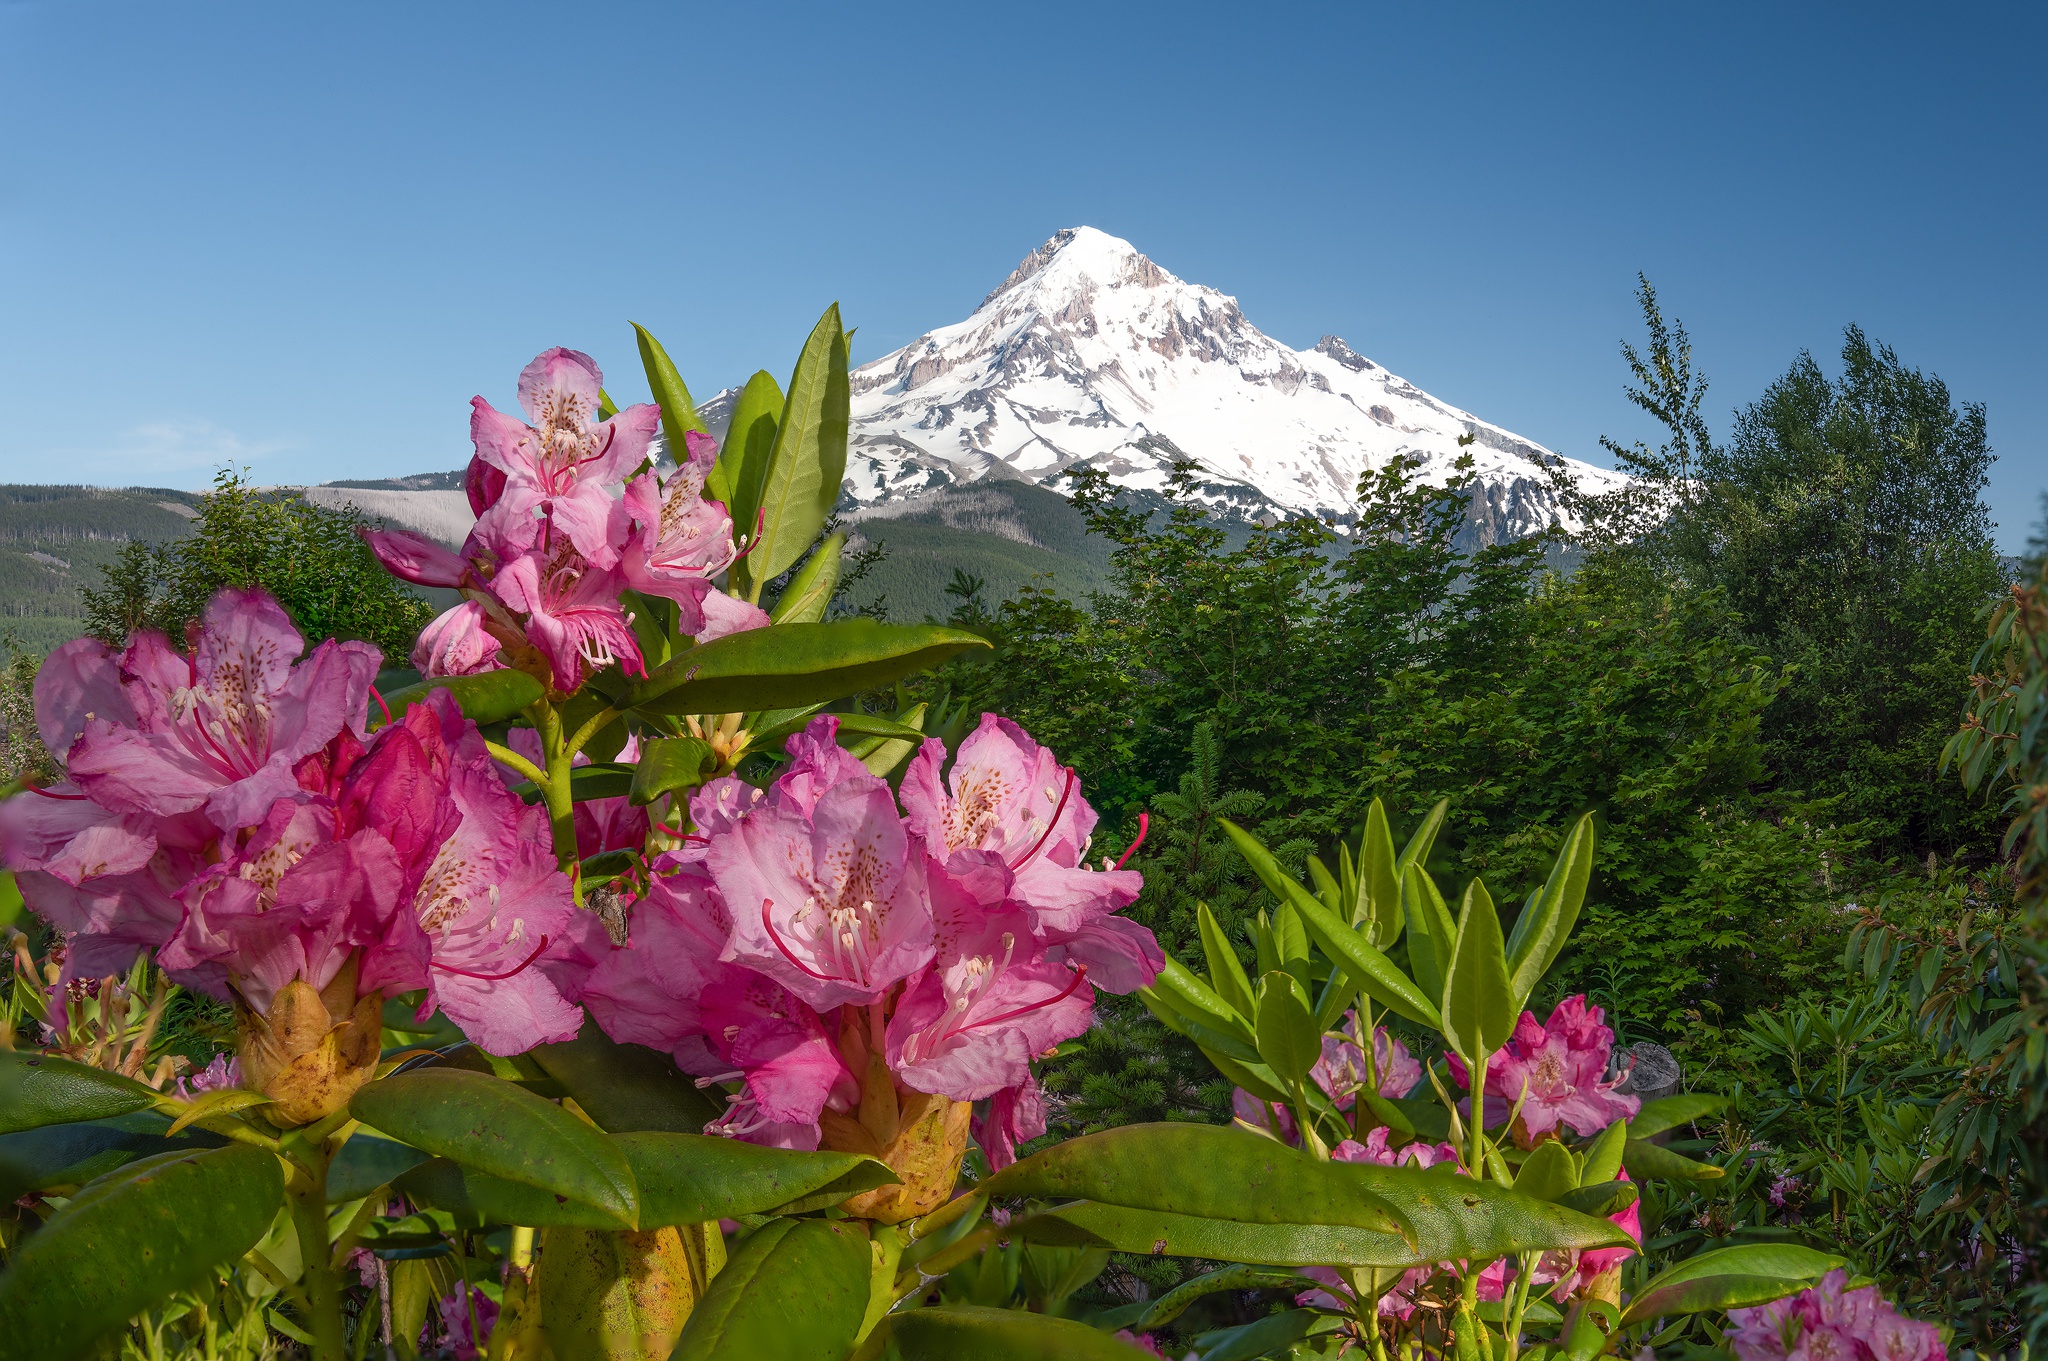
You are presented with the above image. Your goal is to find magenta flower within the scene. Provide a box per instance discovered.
[174,1053,243,1098]
[359,528,470,589]
[1725,1270,1944,1361]
[972,1074,1047,1171]
[899,715,1159,992]
[1312,1014,1423,1106]
[59,588,379,832]
[468,347,658,570]
[1544,1167,1640,1299]
[1449,994,1640,1140]
[422,1283,498,1361]
[694,587,772,644]
[1330,1125,1460,1169]
[491,546,645,691]
[412,600,503,677]
[621,430,740,632]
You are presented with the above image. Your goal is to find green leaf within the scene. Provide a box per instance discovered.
[1196,896,1253,1015]
[1254,971,1320,1084]
[1191,1309,1321,1361]
[378,670,543,730]
[1134,1264,1317,1329]
[1629,1093,1728,1139]
[877,1303,1157,1359]
[632,322,708,456]
[0,1050,160,1135]
[713,369,785,554]
[395,1157,630,1229]
[512,762,636,806]
[1401,862,1456,1005]
[616,1132,897,1223]
[626,737,721,808]
[979,1124,1408,1239]
[1397,798,1448,876]
[668,1218,870,1361]
[1622,1137,1726,1182]
[1143,957,1255,1043]
[1269,901,1311,990]
[1617,1244,1846,1326]
[1579,1118,1628,1186]
[1218,819,1441,1029]
[536,1224,698,1361]
[748,303,851,588]
[1359,799,1401,947]
[0,1112,225,1203]
[1441,878,1514,1062]
[769,533,844,624]
[1008,1202,1414,1268]
[1503,813,1596,1010]
[351,1069,639,1229]
[327,1133,428,1203]
[0,870,23,930]
[1556,1180,1638,1220]
[528,1021,726,1132]
[0,1146,284,1361]
[1338,1162,1631,1264]
[626,620,989,718]
[1512,1138,1579,1202]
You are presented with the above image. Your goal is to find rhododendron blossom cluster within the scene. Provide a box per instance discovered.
[364,347,766,692]
[1449,993,1641,1142]
[580,712,1162,1183]
[1725,1269,1945,1361]
[0,589,590,1121]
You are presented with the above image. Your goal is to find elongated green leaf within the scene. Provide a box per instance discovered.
[1557,1180,1637,1220]
[1218,819,1441,1029]
[351,1069,639,1229]
[1401,863,1456,1004]
[878,1303,1156,1359]
[1360,799,1401,946]
[1191,1309,1321,1361]
[1512,1138,1579,1202]
[769,533,844,624]
[0,1146,283,1361]
[626,737,721,808]
[1622,1137,1725,1183]
[632,322,707,457]
[1504,813,1596,1009]
[327,1133,428,1203]
[1580,1118,1628,1186]
[626,620,988,717]
[378,670,543,730]
[980,1124,1407,1239]
[1009,1201,1414,1268]
[1617,1244,1845,1326]
[1335,1162,1631,1264]
[396,1157,630,1229]
[1135,1265,1317,1330]
[616,1132,896,1223]
[1397,798,1448,876]
[538,1224,698,1361]
[529,1022,725,1132]
[1441,878,1514,1061]
[513,762,635,806]
[1269,902,1311,992]
[1254,971,1320,1084]
[714,370,784,556]
[1629,1093,1728,1139]
[749,304,851,588]
[0,1112,225,1203]
[668,1218,870,1361]
[1145,957,1255,1043]
[0,1051,160,1135]
[1307,854,1342,914]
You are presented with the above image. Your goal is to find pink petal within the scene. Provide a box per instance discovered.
[515,348,604,426]
[361,529,468,588]
[32,637,135,758]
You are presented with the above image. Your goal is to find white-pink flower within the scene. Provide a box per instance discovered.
[1450,994,1640,1140]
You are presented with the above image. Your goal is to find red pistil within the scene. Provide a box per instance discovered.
[369,685,393,725]
[1009,768,1076,871]
[25,785,88,801]
[431,935,551,981]
[1112,812,1150,871]
[761,899,834,982]
[728,507,769,563]
[958,964,1089,1036]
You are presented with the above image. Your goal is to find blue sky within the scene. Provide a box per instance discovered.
[3,2,2041,545]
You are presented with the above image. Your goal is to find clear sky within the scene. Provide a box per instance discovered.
[3,2,2041,545]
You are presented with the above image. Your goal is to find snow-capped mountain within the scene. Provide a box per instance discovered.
[823,227,1624,541]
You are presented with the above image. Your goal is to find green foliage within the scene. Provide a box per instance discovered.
[80,467,435,662]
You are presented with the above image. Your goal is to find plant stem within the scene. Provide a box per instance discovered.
[286,1141,347,1361]
[565,706,621,761]
[533,701,581,894]
[1502,1250,1535,1361]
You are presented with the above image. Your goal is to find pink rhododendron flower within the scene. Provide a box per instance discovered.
[492,546,646,691]
[621,430,740,631]
[1313,1013,1423,1105]
[1449,994,1640,1140]
[359,529,470,589]
[693,587,772,644]
[1725,1270,1944,1361]
[899,714,1159,992]
[412,600,501,677]
[421,1283,498,1361]
[468,347,657,570]
[175,1053,243,1098]
[1330,1125,1460,1169]
[1535,1167,1641,1299]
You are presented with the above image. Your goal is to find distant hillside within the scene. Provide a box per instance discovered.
[839,481,1112,620]
[0,486,200,652]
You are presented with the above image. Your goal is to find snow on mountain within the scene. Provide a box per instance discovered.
[829,226,1624,541]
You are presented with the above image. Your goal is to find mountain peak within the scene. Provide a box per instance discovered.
[845,228,1625,541]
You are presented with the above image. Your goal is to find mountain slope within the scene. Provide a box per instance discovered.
[833,226,1624,543]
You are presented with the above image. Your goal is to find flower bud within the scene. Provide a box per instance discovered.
[822,1085,972,1224]
[235,962,383,1126]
